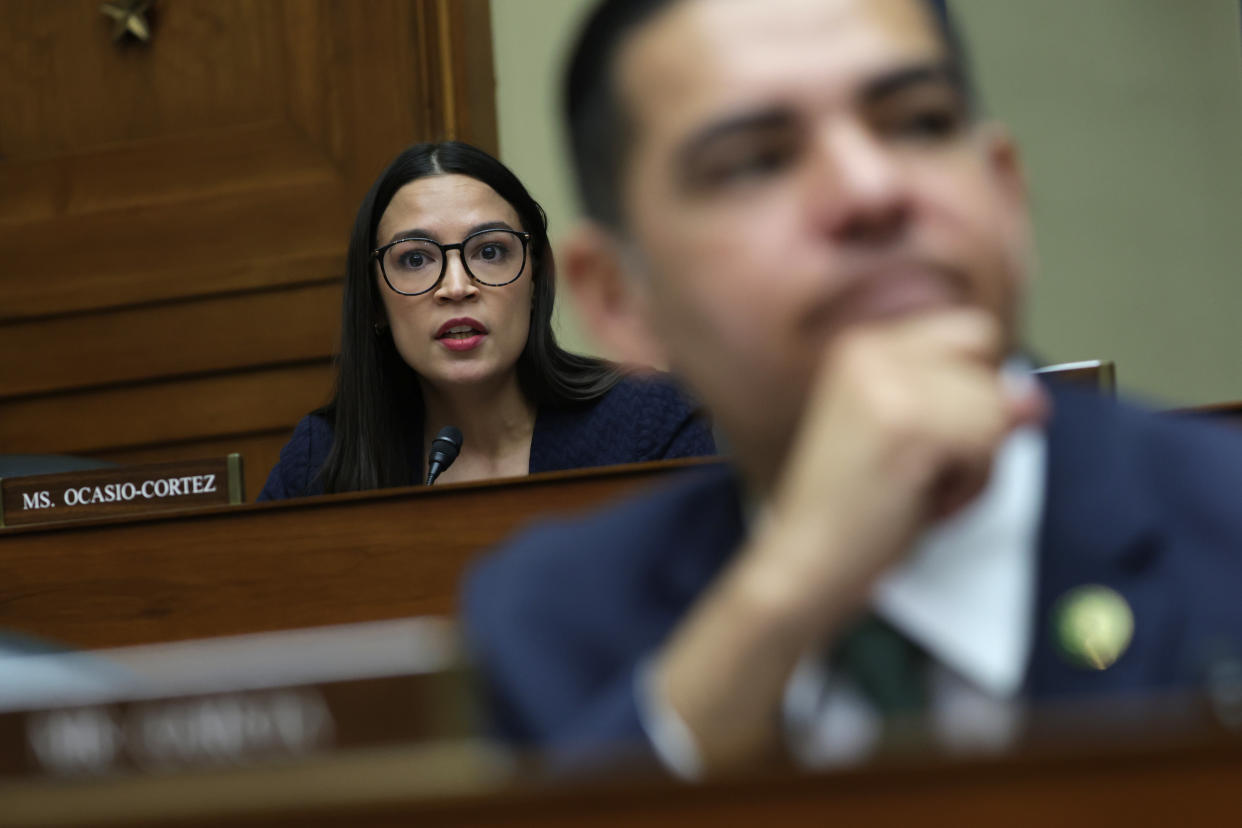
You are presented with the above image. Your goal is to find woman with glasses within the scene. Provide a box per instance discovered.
[257,141,714,499]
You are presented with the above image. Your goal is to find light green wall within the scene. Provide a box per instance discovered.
[492,0,1242,405]
[490,0,600,354]
[957,0,1242,406]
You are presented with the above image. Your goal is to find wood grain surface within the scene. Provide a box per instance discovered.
[0,0,497,505]
[0,716,1239,827]
[0,458,719,649]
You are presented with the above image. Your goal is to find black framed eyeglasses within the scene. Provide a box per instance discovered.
[372,228,532,296]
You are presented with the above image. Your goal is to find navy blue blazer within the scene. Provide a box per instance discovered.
[464,382,1242,759]
[257,374,715,500]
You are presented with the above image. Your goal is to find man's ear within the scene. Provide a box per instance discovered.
[561,221,668,369]
[980,123,1036,279]
[981,123,1028,210]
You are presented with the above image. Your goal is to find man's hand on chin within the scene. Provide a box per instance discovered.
[653,308,1048,774]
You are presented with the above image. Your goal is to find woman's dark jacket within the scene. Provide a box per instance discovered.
[256,374,716,500]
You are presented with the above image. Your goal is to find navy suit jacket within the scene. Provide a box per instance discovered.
[257,374,715,500]
[464,382,1242,760]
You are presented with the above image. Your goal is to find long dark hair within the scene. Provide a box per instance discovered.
[317,141,620,494]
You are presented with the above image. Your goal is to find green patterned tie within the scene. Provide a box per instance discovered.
[832,615,929,749]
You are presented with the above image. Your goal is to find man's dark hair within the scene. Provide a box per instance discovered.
[563,0,974,229]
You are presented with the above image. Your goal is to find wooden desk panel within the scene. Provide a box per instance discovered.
[0,458,717,650]
[1177,400,1242,429]
[3,727,1241,827]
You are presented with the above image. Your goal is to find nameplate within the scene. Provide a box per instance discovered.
[1033,359,1115,392]
[0,455,243,528]
[0,671,475,779]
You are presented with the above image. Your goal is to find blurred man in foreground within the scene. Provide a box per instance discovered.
[465,0,1242,775]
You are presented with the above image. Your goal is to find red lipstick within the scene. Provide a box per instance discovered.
[435,317,488,352]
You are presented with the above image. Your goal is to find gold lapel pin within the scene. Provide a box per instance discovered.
[1052,585,1134,670]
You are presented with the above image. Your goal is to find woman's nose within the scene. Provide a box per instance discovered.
[435,251,479,301]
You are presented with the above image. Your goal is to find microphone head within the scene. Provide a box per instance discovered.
[425,426,463,485]
[430,426,463,460]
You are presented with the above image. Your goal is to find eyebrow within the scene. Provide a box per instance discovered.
[860,60,965,107]
[383,220,517,245]
[673,60,966,170]
[676,108,797,171]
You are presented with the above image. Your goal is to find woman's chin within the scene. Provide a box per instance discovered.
[424,362,513,392]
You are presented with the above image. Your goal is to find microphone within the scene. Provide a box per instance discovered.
[425,426,463,485]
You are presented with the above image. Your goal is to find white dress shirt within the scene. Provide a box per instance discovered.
[638,370,1048,778]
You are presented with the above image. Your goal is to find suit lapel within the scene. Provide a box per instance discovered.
[652,464,749,615]
[1025,383,1181,700]
[650,391,1185,702]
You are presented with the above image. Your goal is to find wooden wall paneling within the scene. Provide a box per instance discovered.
[0,362,334,455]
[1,2,496,468]
[277,0,500,204]
[0,281,341,398]
[276,0,498,184]
[0,1,496,317]
[435,0,499,152]
[0,1,281,159]
[0,178,349,321]
[0,123,336,226]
